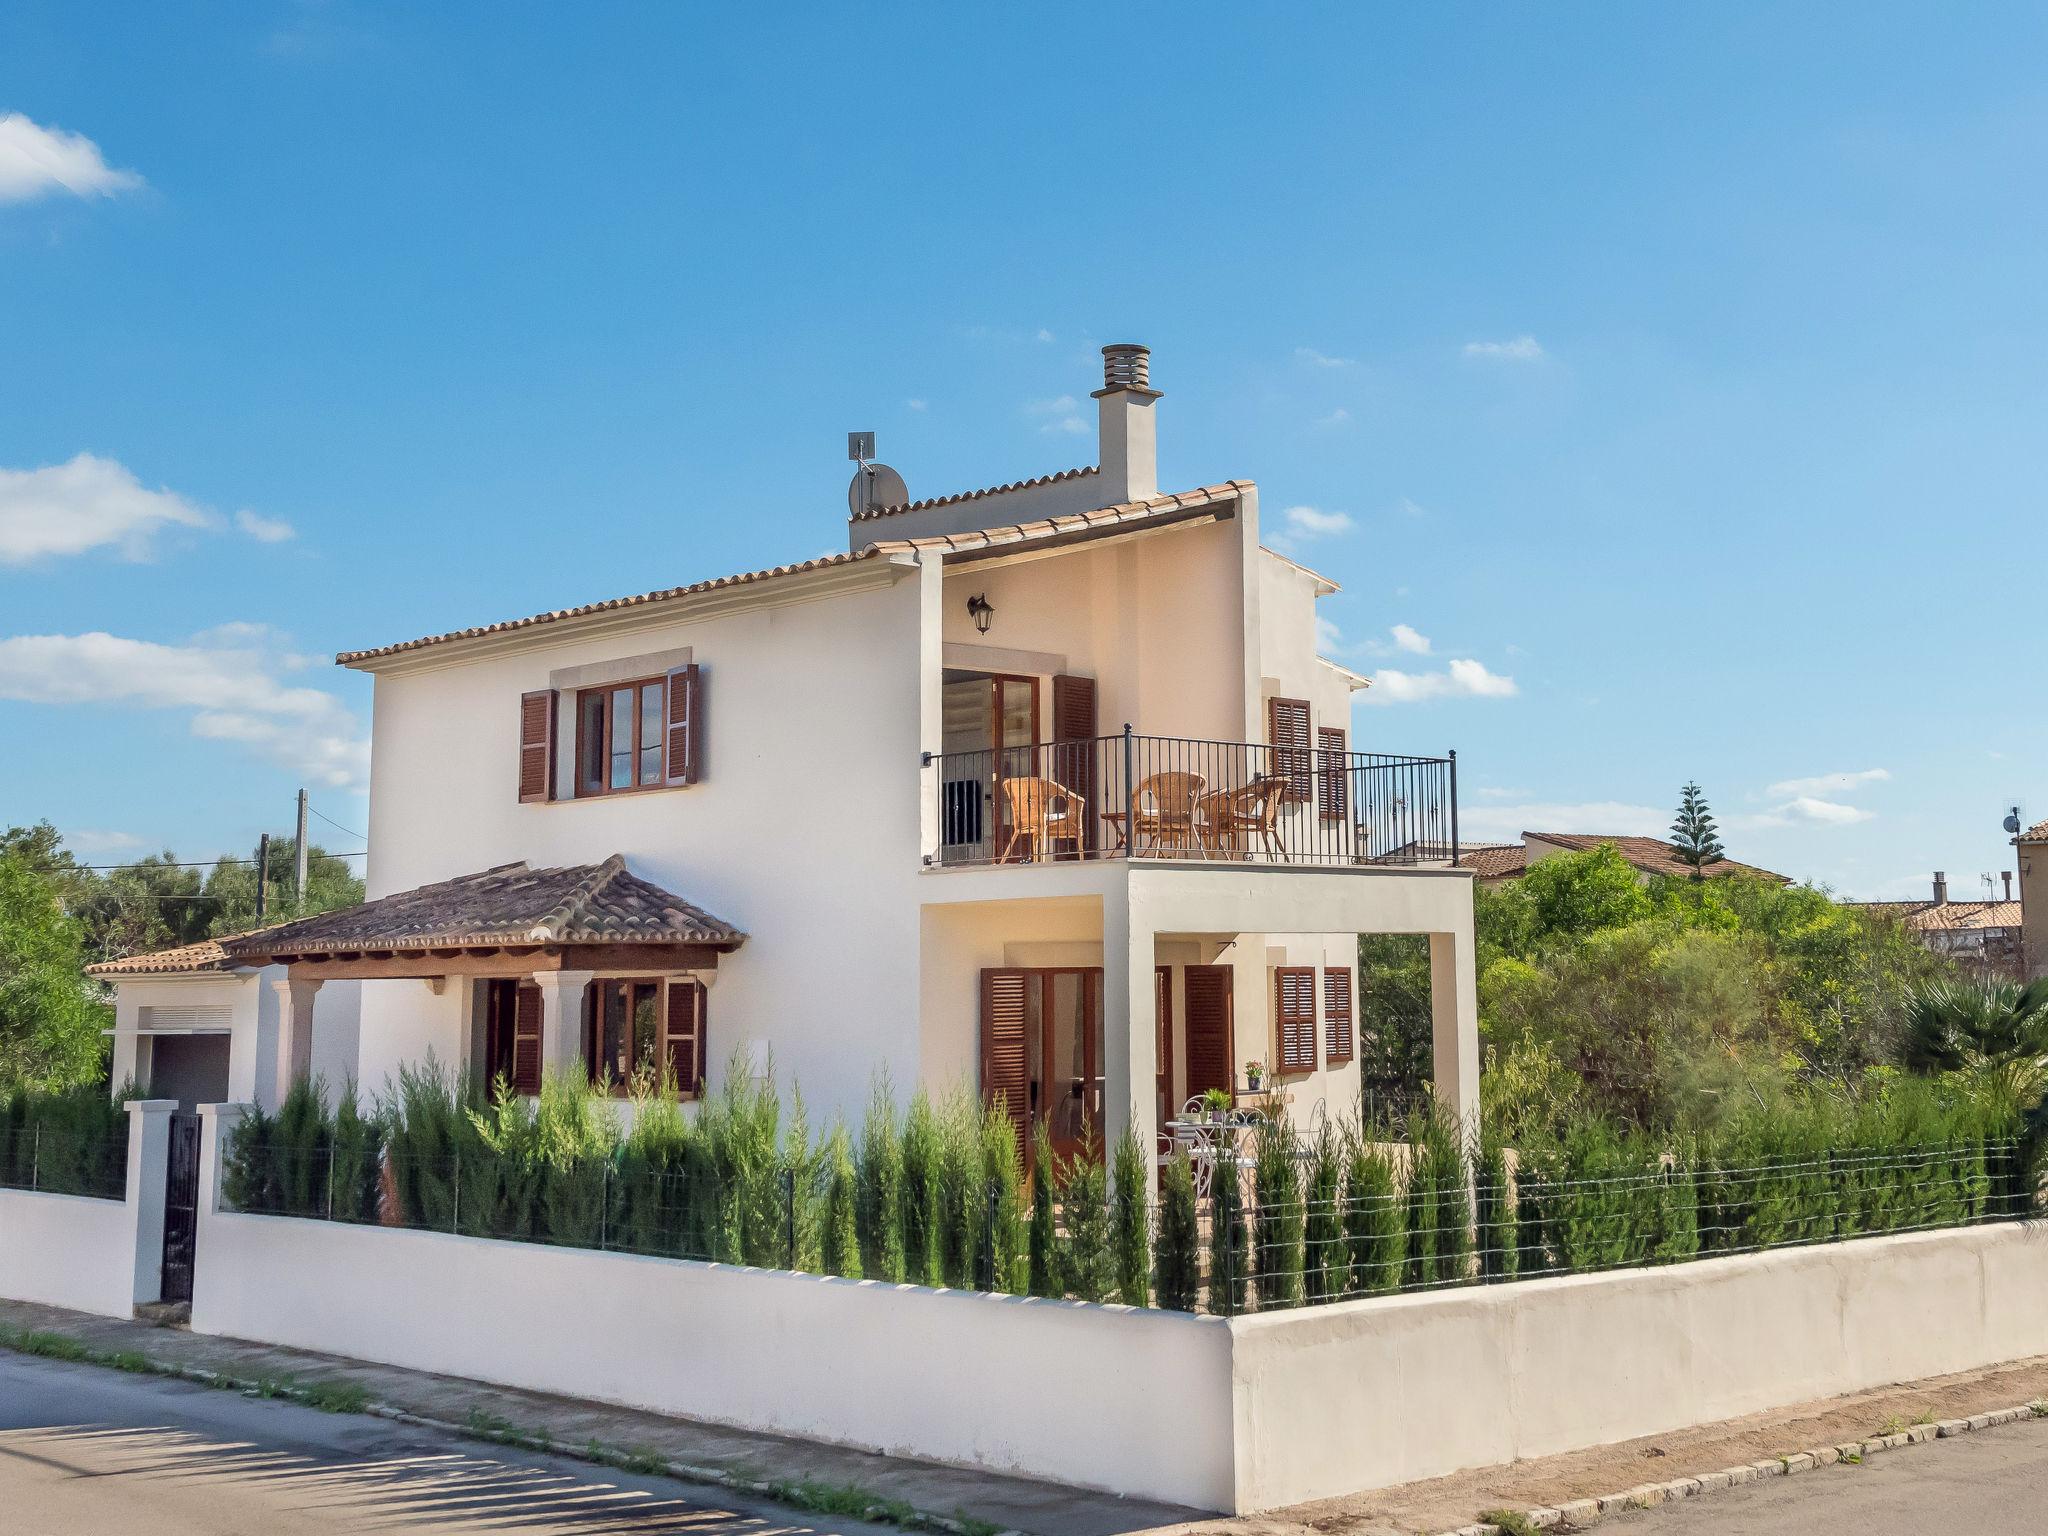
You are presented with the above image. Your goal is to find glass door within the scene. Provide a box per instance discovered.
[940,672,1040,862]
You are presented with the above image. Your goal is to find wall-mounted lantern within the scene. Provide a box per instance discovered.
[966,593,995,635]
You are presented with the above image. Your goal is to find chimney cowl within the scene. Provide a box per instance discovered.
[1933,871,1948,905]
[1095,343,1160,398]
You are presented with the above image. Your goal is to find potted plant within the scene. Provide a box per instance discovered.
[1200,1087,1233,1121]
[1244,1060,1266,1093]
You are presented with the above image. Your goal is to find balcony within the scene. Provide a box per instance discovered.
[927,729,1459,871]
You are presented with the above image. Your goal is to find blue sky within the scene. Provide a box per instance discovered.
[2,2,2043,899]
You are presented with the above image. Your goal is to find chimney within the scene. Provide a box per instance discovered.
[2004,871,2014,902]
[1093,343,1160,504]
[1933,871,1948,905]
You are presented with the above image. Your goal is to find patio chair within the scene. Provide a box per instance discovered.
[1198,774,1289,861]
[1129,770,1206,855]
[997,775,1089,864]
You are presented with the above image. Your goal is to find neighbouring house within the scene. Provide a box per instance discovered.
[2016,818,2048,980]
[86,934,362,1111]
[92,344,1481,1166]
[1850,870,2025,979]
[1456,832,1791,888]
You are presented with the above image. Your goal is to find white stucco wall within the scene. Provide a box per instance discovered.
[358,566,929,1130]
[1227,1221,2048,1511]
[0,1101,173,1318]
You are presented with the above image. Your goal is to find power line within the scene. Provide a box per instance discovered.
[45,851,368,871]
[308,802,367,842]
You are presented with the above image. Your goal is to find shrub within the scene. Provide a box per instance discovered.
[1252,1115,1303,1309]
[534,1072,618,1248]
[386,1055,462,1229]
[1057,1129,1113,1303]
[1303,1126,1343,1303]
[1028,1122,1059,1297]
[614,1074,693,1257]
[1208,1153,1250,1316]
[975,1103,1026,1292]
[273,1076,329,1216]
[1341,1127,1405,1295]
[328,1078,384,1224]
[1153,1152,1201,1311]
[854,1077,904,1282]
[898,1089,944,1285]
[1110,1124,1149,1306]
[819,1126,859,1277]
[1475,1130,1519,1281]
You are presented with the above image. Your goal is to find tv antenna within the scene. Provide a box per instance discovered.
[846,432,909,520]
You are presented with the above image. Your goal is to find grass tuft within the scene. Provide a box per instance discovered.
[1479,1510,1541,1536]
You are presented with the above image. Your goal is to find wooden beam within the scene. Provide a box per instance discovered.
[245,941,728,982]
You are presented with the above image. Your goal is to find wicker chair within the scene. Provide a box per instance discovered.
[1130,770,1206,855]
[997,775,1088,863]
[1199,773,1289,861]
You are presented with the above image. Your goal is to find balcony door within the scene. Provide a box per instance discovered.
[980,966,1103,1166]
[941,672,1038,861]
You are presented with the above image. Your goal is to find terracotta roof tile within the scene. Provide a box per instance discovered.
[1458,844,1529,879]
[868,481,1248,557]
[1852,899,2023,932]
[1525,833,1791,884]
[217,857,744,959]
[85,922,301,978]
[2017,818,2048,845]
[849,466,1098,524]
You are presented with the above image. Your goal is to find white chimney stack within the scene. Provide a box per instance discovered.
[1093,343,1160,504]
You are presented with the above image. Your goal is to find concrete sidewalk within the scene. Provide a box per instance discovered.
[0,1299,1197,1536]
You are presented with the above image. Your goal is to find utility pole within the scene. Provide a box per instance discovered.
[254,832,270,922]
[295,788,310,910]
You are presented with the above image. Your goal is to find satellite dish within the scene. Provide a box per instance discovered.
[848,463,909,518]
[2003,809,2023,836]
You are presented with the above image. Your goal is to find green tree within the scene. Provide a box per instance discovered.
[1669,782,1726,879]
[1902,977,2048,1114]
[0,855,112,1092]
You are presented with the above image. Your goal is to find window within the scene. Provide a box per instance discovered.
[577,677,668,795]
[1323,968,1354,1064]
[1268,696,1313,803]
[1275,966,1317,1074]
[1316,726,1348,821]
[583,977,705,1097]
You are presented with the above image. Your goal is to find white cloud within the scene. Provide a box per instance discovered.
[1315,615,1345,654]
[65,829,146,856]
[905,398,928,412]
[1389,623,1431,655]
[0,454,216,565]
[1779,796,1876,826]
[1315,407,1351,427]
[0,113,143,204]
[1035,328,1055,343]
[0,454,294,564]
[0,628,368,789]
[1025,395,1087,436]
[1765,768,1890,799]
[1283,505,1354,538]
[1458,800,1667,840]
[1295,346,1356,369]
[1462,335,1545,362]
[235,509,296,543]
[1362,658,1518,706]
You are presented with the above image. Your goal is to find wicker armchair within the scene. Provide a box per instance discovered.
[997,775,1089,863]
[1198,773,1289,861]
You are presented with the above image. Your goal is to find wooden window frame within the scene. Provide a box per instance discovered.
[1274,965,1318,1075]
[582,975,704,1099]
[1268,696,1314,803]
[574,676,671,798]
[1316,725,1349,822]
[1322,967,1355,1065]
[980,965,1103,1167]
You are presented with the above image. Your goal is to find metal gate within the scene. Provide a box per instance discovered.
[160,1113,202,1304]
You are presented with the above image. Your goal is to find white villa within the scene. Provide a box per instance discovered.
[94,344,1480,1169]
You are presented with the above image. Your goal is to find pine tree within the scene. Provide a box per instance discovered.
[1669,781,1725,878]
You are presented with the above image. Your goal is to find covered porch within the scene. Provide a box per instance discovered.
[920,858,1479,1179]
[221,855,746,1104]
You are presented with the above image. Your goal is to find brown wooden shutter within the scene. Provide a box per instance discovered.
[1322,968,1355,1064]
[518,690,556,803]
[1155,964,1173,1121]
[1316,725,1348,821]
[665,664,701,785]
[511,982,543,1095]
[980,969,1031,1141]
[664,980,705,1096]
[1050,674,1097,851]
[1275,966,1317,1074]
[1183,964,1234,1098]
[1268,696,1313,803]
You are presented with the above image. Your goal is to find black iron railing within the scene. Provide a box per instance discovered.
[927,728,1458,870]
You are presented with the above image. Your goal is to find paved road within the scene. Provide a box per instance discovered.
[0,1351,897,1536]
[1602,1416,2048,1534]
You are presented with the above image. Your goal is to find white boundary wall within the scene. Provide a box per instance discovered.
[1230,1220,2048,1510]
[0,1100,175,1319]
[184,1105,2048,1514]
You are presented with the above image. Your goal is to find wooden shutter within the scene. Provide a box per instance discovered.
[980,969,1031,1141]
[1155,964,1173,1121]
[1316,725,1348,821]
[1051,674,1097,852]
[1275,966,1317,1074]
[511,982,543,1095]
[1268,696,1313,803]
[665,664,701,785]
[518,690,555,803]
[1183,964,1234,1098]
[1323,968,1355,1064]
[664,980,705,1096]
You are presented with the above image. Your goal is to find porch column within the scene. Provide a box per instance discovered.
[270,975,322,1108]
[535,969,595,1079]
[1100,896,1160,1193]
[1428,929,1480,1133]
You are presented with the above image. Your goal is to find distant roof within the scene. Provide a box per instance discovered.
[86,935,244,979]
[1850,899,2023,933]
[1457,843,1530,880]
[849,466,1098,525]
[2017,818,2048,845]
[338,481,1248,668]
[217,856,744,960]
[1516,833,1791,885]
